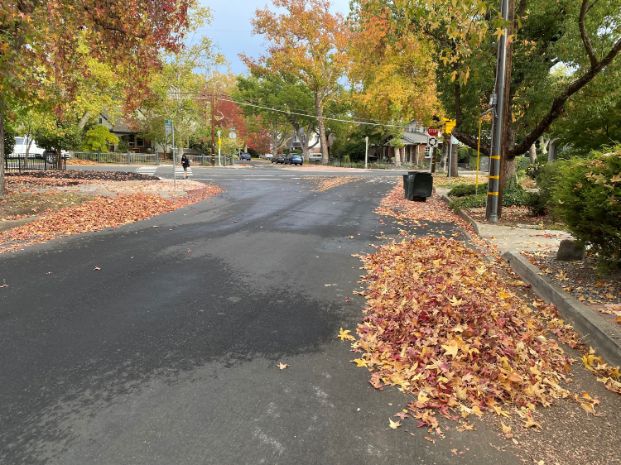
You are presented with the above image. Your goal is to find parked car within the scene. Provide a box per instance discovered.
[11,136,45,158]
[273,154,286,164]
[239,152,252,161]
[285,153,304,166]
[308,152,322,162]
[263,153,274,160]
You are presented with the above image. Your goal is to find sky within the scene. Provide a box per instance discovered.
[196,0,351,74]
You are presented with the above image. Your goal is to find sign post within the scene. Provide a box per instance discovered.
[217,129,222,167]
[364,136,369,170]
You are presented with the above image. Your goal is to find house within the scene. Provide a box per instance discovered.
[98,114,153,153]
[383,121,431,165]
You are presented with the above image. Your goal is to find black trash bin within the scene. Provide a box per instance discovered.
[405,171,433,201]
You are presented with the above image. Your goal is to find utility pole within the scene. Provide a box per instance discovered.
[364,136,369,169]
[486,0,511,223]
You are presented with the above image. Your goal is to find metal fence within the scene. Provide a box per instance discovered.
[71,152,235,167]
[311,159,427,170]
[72,152,161,165]
[5,155,66,172]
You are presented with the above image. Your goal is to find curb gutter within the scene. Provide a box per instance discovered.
[504,251,621,367]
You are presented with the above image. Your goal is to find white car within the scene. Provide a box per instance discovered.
[309,153,322,162]
[263,153,274,160]
[12,136,45,158]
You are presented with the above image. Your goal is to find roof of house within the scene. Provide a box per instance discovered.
[402,131,429,145]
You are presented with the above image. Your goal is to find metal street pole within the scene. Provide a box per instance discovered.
[486,0,510,223]
[172,121,176,188]
[365,136,369,169]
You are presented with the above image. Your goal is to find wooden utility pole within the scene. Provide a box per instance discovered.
[486,0,513,222]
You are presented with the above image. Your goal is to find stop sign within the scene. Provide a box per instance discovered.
[428,128,439,137]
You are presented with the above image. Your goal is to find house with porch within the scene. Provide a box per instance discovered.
[98,113,154,153]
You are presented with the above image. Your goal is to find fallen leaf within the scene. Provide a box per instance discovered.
[337,328,356,342]
[388,418,401,429]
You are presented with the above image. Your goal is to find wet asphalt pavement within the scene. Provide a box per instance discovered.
[0,166,522,465]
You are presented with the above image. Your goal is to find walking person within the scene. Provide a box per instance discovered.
[181,153,190,179]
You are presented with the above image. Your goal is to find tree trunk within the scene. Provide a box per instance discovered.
[441,142,448,172]
[529,143,537,162]
[449,140,459,177]
[298,127,310,161]
[497,0,515,219]
[315,93,329,164]
[548,139,557,161]
[0,109,5,197]
[394,147,402,167]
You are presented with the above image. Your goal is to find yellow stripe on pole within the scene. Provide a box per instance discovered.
[488,192,499,196]
[490,155,501,160]
[488,175,500,180]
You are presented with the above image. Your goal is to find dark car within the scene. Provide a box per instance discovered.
[239,152,252,161]
[285,153,303,166]
[273,154,286,164]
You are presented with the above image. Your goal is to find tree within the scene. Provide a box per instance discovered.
[0,0,197,195]
[247,0,350,164]
[348,1,440,126]
[357,0,621,214]
[235,72,319,158]
[83,125,120,152]
[139,36,219,155]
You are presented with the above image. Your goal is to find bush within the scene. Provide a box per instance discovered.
[550,146,621,269]
[449,185,530,210]
[448,182,489,197]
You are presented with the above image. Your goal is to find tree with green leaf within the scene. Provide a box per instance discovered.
[352,0,621,214]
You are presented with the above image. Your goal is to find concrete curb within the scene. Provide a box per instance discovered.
[438,194,481,235]
[504,251,621,367]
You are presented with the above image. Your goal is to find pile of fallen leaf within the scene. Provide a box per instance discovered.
[0,184,221,254]
[307,176,360,192]
[7,170,157,182]
[351,236,577,433]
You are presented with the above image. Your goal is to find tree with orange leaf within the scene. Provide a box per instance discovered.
[246,0,350,164]
[0,0,198,196]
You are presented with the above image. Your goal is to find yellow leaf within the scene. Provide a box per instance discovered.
[442,341,460,357]
[389,418,401,429]
[448,296,464,306]
[277,362,289,370]
[337,327,356,341]
[352,358,367,368]
[501,422,513,438]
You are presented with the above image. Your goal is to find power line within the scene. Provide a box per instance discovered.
[219,96,404,129]
[169,90,404,129]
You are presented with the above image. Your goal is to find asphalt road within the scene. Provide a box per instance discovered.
[1,167,521,465]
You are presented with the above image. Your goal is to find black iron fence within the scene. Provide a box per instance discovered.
[5,155,66,173]
[72,152,160,165]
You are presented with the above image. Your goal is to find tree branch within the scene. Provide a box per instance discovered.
[579,0,598,68]
[453,129,490,156]
[510,36,621,156]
